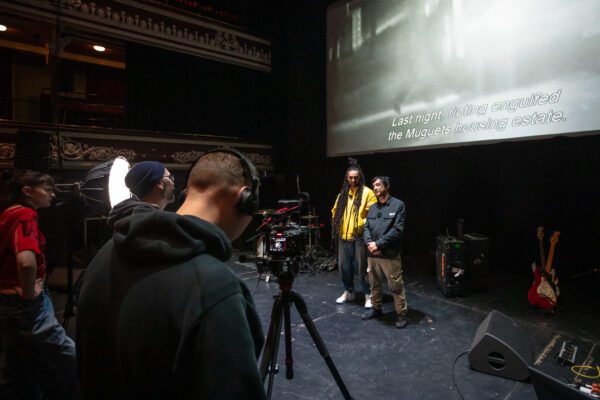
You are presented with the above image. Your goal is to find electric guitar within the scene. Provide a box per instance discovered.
[527,228,560,309]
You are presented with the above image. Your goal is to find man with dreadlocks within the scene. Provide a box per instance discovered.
[331,159,377,307]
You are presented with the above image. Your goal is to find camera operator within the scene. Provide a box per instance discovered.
[76,151,266,399]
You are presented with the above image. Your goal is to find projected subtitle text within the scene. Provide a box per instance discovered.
[387,89,567,141]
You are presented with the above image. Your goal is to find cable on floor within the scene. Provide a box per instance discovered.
[452,350,470,400]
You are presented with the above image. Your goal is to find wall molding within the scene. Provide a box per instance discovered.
[0,123,273,171]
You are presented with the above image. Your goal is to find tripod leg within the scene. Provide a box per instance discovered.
[259,294,284,399]
[290,291,354,400]
[283,298,293,379]
[62,249,74,329]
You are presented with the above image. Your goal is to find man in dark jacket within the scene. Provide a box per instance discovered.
[76,151,266,399]
[107,161,175,229]
[361,176,408,328]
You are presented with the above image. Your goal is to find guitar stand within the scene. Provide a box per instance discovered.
[259,282,353,400]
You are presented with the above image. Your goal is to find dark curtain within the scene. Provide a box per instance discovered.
[86,64,126,105]
[125,43,276,143]
[0,48,12,119]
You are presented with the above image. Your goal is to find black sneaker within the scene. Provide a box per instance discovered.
[395,314,408,329]
[361,308,381,320]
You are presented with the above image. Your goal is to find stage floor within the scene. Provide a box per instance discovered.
[53,253,600,399]
[232,253,600,400]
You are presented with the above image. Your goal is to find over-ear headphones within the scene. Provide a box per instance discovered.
[195,149,260,216]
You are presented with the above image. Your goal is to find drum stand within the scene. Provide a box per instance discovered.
[300,209,323,274]
[259,281,353,400]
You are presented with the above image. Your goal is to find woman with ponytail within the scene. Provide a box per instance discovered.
[0,170,77,399]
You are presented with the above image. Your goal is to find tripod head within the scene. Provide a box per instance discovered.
[277,280,293,293]
[257,257,299,287]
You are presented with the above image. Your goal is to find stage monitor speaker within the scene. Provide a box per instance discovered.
[15,130,51,172]
[468,310,534,381]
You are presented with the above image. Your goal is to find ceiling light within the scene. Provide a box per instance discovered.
[93,45,105,52]
[0,25,7,32]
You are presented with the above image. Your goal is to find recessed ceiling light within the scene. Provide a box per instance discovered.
[0,25,7,32]
[93,45,105,52]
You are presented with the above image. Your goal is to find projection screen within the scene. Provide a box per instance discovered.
[326,0,600,156]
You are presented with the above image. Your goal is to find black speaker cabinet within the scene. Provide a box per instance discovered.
[436,235,467,297]
[469,310,534,381]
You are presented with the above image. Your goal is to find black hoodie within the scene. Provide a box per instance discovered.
[106,198,158,230]
[76,208,266,399]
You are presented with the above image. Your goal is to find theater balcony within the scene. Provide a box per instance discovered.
[0,0,276,174]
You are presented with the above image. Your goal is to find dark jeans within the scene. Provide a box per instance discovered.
[0,288,77,400]
[338,237,370,295]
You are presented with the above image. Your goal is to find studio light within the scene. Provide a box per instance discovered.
[0,25,7,32]
[55,156,131,216]
[107,157,131,207]
[93,45,105,52]
[53,157,131,329]
[77,156,131,215]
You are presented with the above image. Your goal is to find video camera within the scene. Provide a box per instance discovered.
[251,199,305,284]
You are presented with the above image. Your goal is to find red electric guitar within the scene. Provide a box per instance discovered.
[527,227,560,309]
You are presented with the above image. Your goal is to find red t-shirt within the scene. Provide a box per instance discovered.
[0,206,47,289]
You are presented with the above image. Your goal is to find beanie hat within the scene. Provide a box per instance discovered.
[125,161,165,198]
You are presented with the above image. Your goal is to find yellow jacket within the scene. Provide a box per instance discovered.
[331,186,377,240]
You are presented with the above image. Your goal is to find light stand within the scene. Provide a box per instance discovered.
[54,157,130,329]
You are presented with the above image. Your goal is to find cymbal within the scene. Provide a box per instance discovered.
[301,214,319,219]
[255,209,276,215]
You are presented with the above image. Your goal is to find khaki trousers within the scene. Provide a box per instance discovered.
[367,256,407,315]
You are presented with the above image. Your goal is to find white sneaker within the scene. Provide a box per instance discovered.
[364,294,372,309]
[336,291,355,304]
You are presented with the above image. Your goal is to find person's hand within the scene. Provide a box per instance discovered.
[367,242,378,253]
[34,279,44,297]
[16,280,43,300]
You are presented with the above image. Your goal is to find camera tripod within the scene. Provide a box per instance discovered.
[259,281,353,400]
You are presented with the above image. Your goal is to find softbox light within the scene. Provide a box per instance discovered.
[52,156,131,328]
[78,156,131,215]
